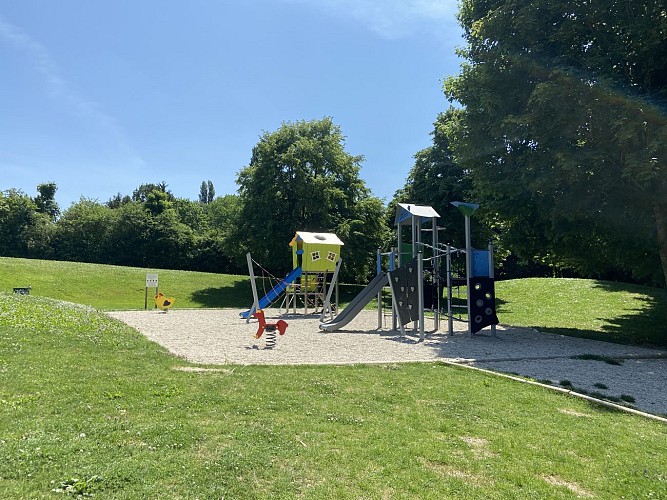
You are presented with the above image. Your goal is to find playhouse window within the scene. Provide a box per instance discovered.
[311,251,321,261]
[327,251,337,262]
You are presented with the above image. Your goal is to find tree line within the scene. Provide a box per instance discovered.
[0,119,389,283]
[2,1,666,287]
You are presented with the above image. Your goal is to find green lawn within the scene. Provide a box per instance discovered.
[496,278,667,348]
[0,257,366,312]
[1,293,665,498]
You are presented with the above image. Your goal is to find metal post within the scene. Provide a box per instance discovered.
[321,258,342,322]
[303,272,308,315]
[432,217,439,331]
[418,251,424,341]
[391,247,398,331]
[446,244,453,335]
[489,240,496,337]
[465,214,472,336]
[377,248,382,329]
[246,252,260,323]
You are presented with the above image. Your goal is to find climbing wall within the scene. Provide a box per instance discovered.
[388,256,420,327]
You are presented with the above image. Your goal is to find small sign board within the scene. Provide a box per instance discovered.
[146,273,159,288]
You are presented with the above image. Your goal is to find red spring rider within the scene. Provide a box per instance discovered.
[252,309,288,348]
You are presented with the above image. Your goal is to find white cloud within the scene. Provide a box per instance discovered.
[0,15,145,168]
[282,0,459,40]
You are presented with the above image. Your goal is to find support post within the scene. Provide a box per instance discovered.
[377,248,382,329]
[391,247,397,331]
[418,251,425,341]
[446,244,453,335]
[488,240,496,337]
[432,217,439,331]
[321,258,342,322]
[246,252,260,324]
[464,213,472,336]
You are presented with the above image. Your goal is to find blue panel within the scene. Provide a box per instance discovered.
[396,208,411,224]
[471,250,490,277]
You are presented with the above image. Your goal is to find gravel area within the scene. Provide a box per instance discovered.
[107,308,667,417]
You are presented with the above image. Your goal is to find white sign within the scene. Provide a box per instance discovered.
[146,273,159,288]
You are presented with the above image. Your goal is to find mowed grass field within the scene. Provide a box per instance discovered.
[1,257,666,497]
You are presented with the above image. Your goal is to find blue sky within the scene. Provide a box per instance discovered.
[1,0,463,209]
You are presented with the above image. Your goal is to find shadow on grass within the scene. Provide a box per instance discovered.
[589,281,667,349]
[189,282,367,310]
[514,281,667,349]
[190,281,253,308]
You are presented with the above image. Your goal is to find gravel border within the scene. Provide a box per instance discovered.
[107,308,667,417]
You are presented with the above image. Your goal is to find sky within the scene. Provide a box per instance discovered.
[1,0,464,210]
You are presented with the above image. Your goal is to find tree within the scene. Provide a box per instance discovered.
[53,199,116,263]
[445,0,667,285]
[198,180,216,204]
[232,117,385,280]
[106,192,132,208]
[0,189,51,258]
[34,182,60,221]
[132,182,173,203]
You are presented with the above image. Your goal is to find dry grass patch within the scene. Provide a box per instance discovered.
[418,457,493,487]
[460,436,496,459]
[543,474,594,497]
[558,408,594,418]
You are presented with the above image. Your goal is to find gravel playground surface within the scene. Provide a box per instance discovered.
[107,308,667,417]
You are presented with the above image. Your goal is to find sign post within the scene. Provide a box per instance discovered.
[145,273,159,309]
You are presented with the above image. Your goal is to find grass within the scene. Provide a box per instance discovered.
[0,257,365,311]
[495,278,667,348]
[1,293,666,498]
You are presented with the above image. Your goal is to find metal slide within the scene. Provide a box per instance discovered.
[319,272,389,331]
[240,266,303,318]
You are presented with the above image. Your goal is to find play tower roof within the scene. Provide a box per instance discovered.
[395,203,440,226]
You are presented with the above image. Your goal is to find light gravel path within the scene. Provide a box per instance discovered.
[107,308,667,417]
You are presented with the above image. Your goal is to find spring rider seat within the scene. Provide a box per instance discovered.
[252,309,288,348]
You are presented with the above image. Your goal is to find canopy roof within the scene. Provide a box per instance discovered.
[289,231,344,246]
[395,203,440,226]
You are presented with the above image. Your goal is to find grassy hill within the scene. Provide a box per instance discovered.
[0,291,665,498]
[1,257,666,347]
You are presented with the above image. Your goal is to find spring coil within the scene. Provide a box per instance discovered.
[264,330,277,349]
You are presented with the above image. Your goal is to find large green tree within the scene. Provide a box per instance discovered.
[446,0,667,285]
[34,182,60,222]
[53,198,117,263]
[0,189,53,258]
[232,117,386,280]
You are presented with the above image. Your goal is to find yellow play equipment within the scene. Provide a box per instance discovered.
[154,292,175,311]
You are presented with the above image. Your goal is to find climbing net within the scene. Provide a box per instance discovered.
[251,258,289,307]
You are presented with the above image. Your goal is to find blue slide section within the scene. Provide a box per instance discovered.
[240,266,303,318]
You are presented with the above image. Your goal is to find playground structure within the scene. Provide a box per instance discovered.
[240,231,343,320]
[320,202,499,338]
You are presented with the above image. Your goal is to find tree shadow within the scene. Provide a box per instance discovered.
[497,280,667,349]
[586,281,667,348]
[188,282,367,310]
[189,280,253,308]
